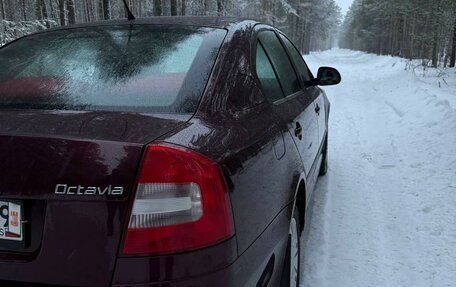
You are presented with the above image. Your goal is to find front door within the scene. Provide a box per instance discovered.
[277,33,325,187]
[254,29,320,187]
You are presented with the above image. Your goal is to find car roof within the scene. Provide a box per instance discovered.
[38,16,260,33]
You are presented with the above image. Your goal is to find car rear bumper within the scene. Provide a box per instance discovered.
[112,206,291,287]
[112,236,238,286]
[112,263,234,287]
[113,238,288,287]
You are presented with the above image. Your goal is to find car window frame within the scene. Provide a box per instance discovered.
[257,30,302,97]
[255,37,286,103]
[251,26,305,106]
[276,31,315,88]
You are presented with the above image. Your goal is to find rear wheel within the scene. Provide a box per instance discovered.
[281,207,301,287]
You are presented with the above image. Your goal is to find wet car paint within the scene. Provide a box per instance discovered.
[0,17,330,287]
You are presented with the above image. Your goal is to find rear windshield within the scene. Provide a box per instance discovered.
[0,25,226,113]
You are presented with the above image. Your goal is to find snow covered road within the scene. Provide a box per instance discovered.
[300,49,456,287]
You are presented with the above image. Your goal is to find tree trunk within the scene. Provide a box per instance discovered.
[419,14,430,59]
[431,30,439,67]
[450,13,456,67]
[67,0,75,24]
[400,13,407,57]
[36,0,42,19]
[83,0,89,22]
[153,0,161,16]
[97,0,103,20]
[103,0,110,19]
[42,0,49,26]
[86,0,93,22]
[138,1,143,16]
[0,0,5,20]
[90,0,96,20]
[410,8,416,60]
[217,0,223,15]
[58,0,65,26]
[49,0,56,21]
[170,0,177,16]
[21,0,27,21]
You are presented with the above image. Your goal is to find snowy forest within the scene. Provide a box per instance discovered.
[0,0,342,54]
[2,0,455,67]
[339,0,456,67]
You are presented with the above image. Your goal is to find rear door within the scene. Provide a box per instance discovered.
[255,29,319,189]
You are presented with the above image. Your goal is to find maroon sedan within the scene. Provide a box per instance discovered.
[0,17,340,287]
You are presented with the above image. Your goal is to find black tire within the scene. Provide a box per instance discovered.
[280,206,301,287]
[319,135,328,176]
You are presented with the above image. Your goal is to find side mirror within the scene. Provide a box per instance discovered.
[315,67,341,86]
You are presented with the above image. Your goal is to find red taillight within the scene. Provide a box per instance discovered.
[122,143,234,256]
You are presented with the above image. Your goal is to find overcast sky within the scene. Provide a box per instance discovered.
[335,0,354,16]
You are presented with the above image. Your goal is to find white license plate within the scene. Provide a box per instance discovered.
[0,201,23,241]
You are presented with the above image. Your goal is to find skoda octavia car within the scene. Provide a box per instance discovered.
[0,17,340,287]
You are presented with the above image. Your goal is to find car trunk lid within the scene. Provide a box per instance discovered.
[0,110,190,287]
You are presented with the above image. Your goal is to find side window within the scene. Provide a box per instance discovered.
[256,43,284,103]
[258,31,300,96]
[279,34,312,84]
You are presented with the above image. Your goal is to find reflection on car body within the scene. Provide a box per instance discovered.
[0,17,340,287]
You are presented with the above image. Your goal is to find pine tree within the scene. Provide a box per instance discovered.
[340,0,456,65]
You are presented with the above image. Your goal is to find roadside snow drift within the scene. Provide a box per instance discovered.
[301,49,456,287]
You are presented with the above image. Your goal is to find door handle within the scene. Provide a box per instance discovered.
[315,103,321,115]
[294,122,302,140]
